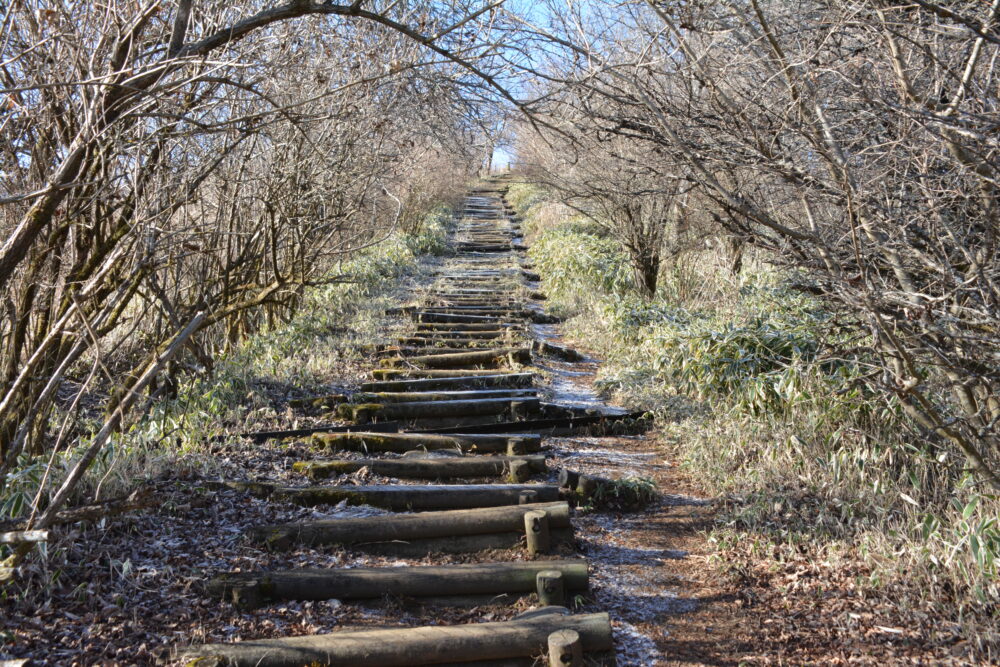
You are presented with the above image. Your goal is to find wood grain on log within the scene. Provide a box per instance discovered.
[536,570,565,606]
[208,559,589,606]
[335,397,540,423]
[254,501,571,550]
[372,368,521,380]
[349,390,536,404]
[548,629,583,667]
[360,373,534,392]
[228,481,561,511]
[175,610,613,666]
[524,509,551,555]
[295,455,546,480]
[379,348,531,370]
[310,431,541,454]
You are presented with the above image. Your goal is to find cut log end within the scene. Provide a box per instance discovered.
[508,459,531,483]
[524,509,551,556]
[548,629,583,667]
[537,569,566,607]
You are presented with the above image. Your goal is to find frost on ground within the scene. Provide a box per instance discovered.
[579,512,698,623]
[2,285,710,666]
[542,425,711,664]
[614,620,664,666]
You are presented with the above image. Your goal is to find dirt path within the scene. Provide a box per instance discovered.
[2,181,747,666]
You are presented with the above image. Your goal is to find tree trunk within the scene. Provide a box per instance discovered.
[631,250,660,298]
[728,234,744,275]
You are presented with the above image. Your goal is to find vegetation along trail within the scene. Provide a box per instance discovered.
[3,180,717,665]
[3,1,999,664]
[171,181,632,664]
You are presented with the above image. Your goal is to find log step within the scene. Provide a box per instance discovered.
[254,501,571,551]
[335,397,540,422]
[405,331,515,340]
[421,306,524,314]
[454,244,515,252]
[234,421,398,444]
[293,454,547,480]
[376,346,509,357]
[310,431,542,454]
[229,481,562,511]
[414,411,652,436]
[207,559,589,607]
[175,610,613,666]
[424,290,516,296]
[415,312,510,324]
[372,368,522,379]
[416,323,519,331]
[360,373,534,392]
[348,390,536,403]
[420,300,516,305]
[400,335,511,345]
[379,348,531,369]
[425,299,518,305]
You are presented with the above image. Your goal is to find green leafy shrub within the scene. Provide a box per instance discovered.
[587,476,658,511]
[528,226,632,314]
[643,316,819,415]
[513,181,1000,645]
[505,182,546,213]
[0,206,452,523]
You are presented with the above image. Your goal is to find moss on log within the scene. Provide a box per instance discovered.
[335,397,539,423]
[309,431,541,454]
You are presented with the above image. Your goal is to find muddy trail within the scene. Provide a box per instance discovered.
[4,181,709,666]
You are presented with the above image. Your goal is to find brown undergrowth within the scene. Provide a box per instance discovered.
[509,179,1000,665]
[651,436,997,666]
[564,421,997,666]
[0,217,450,664]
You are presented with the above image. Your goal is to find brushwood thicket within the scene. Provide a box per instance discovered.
[508,181,999,641]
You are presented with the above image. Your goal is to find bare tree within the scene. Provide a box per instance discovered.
[0,0,524,564]
[519,126,687,296]
[515,0,1000,486]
